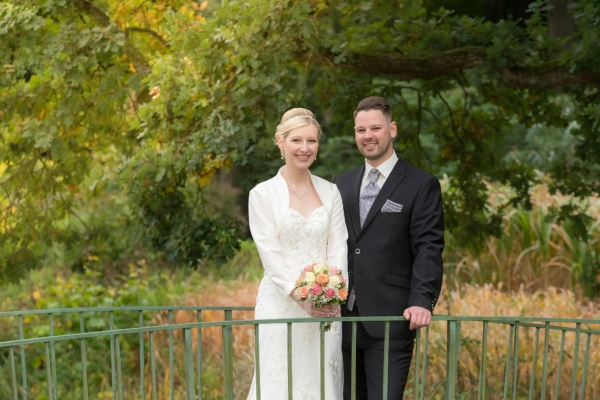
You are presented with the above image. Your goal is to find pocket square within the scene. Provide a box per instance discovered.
[381,199,403,213]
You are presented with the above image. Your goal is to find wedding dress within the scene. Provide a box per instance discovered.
[247,206,343,400]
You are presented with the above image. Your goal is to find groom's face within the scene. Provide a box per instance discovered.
[354,109,397,165]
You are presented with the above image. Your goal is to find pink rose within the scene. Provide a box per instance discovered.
[304,265,313,272]
[328,267,339,275]
[298,286,309,299]
[312,284,323,296]
[324,288,335,298]
[340,275,346,284]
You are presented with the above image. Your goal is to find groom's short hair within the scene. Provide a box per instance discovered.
[354,96,392,122]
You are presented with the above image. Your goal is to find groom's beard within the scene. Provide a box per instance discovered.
[358,140,392,161]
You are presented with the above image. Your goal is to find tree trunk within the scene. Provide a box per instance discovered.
[547,0,578,38]
[485,0,506,22]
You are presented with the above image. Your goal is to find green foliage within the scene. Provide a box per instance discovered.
[0,241,263,398]
[1,0,600,282]
[121,147,241,266]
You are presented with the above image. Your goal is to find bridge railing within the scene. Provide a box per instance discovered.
[1,308,599,399]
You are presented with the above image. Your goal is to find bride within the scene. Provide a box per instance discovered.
[247,108,348,399]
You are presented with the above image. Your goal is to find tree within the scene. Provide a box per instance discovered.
[1,0,599,282]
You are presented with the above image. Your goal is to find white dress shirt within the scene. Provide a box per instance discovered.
[360,151,399,194]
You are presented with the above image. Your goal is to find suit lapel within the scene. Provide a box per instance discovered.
[349,166,364,237]
[358,158,407,236]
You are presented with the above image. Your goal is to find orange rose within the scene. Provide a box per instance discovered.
[316,273,329,286]
[295,276,303,286]
[298,286,309,299]
[338,288,348,300]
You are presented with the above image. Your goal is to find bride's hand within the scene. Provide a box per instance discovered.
[290,291,341,318]
[301,302,340,318]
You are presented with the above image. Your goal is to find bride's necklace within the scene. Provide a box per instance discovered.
[288,183,312,200]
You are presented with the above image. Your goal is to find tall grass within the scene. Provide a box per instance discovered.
[444,184,600,296]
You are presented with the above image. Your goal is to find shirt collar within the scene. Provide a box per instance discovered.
[364,151,398,179]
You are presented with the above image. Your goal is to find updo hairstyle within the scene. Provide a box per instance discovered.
[274,108,323,146]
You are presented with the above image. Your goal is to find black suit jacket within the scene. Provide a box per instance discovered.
[333,155,444,340]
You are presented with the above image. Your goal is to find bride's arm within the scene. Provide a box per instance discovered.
[248,187,296,298]
[327,187,349,283]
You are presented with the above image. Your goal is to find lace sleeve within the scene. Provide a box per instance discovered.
[248,187,296,298]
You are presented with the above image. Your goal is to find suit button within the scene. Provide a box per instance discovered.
[355,248,360,254]
[349,271,353,277]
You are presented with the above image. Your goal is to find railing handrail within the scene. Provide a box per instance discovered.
[2,308,599,399]
[1,306,599,324]
[0,305,255,317]
[1,306,599,323]
[2,315,599,348]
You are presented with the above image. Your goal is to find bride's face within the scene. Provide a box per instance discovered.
[278,124,319,170]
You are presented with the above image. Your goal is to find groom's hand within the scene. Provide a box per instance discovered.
[403,306,432,330]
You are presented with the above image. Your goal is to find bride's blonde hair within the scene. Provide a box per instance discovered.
[274,108,323,146]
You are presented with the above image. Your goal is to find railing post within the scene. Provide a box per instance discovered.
[184,329,196,400]
[554,330,566,400]
[419,325,430,400]
[168,310,175,400]
[351,321,357,400]
[9,346,18,400]
[445,320,460,399]
[79,312,89,400]
[149,332,157,400]
[478,321,488,400]
[529,327,540,399]
[44,342,53,400]
[383,321,390,399]
[116,335,124,400]
[579,333,592,400]
[139,311,145,400]
[541,322,550,399]
[320,321,325,400]
[287,322,293,400]
[414,328,421,398]
[48,314,58,400]
[254,324,261,400]
[570,323,581,400]
[223,310,234,400]
[109,312,117,400]
[197,310,204,400]
[511,322,520,400]
[503,323,515,400]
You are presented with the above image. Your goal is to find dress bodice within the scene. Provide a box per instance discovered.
[279,206,330,274]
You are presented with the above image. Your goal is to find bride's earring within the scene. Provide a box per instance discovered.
[280,149,285,160]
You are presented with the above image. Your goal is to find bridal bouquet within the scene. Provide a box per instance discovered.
[294,263,348,331]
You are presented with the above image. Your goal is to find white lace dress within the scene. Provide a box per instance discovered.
[247,206,344,400]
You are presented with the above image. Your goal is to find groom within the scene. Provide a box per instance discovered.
[333,96,444,399]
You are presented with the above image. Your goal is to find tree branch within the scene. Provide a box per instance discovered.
[311,46,600,89]
[73,0,110,27]
[125,27,170,48]
[73,0,151,75]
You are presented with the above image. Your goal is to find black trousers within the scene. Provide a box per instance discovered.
[342,306,414,400]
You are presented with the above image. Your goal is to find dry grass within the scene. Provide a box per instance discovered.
[444,183,600,296]
[145,280,258,400]
[415,284,600,399]
[145,281,600,399]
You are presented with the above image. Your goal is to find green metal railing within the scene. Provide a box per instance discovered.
[1,307,599,399]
